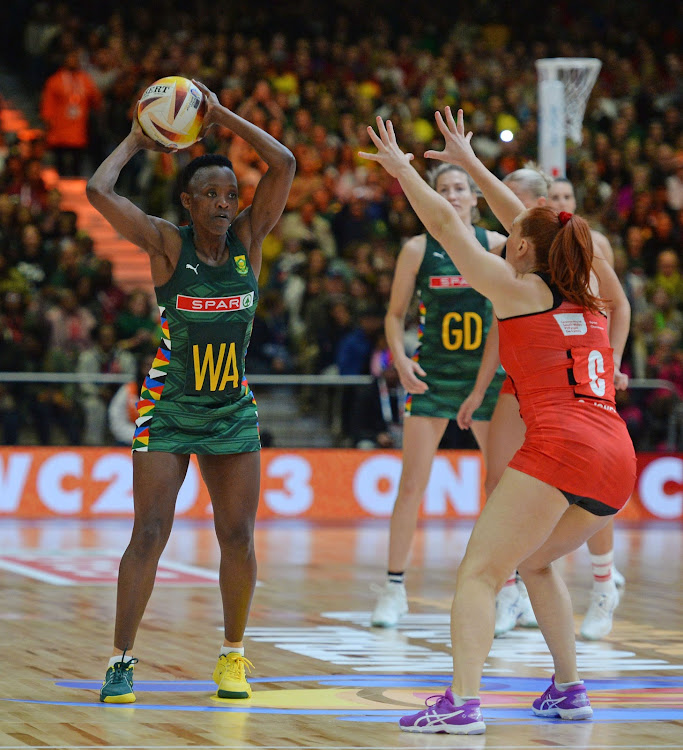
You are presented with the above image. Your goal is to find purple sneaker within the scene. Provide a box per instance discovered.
[532,675,593,720]
[399,687,486,734]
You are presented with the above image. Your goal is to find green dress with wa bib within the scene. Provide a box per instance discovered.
[132,225,260,454]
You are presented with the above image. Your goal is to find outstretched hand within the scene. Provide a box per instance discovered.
[424,107,477,167]
[358,116,414,177]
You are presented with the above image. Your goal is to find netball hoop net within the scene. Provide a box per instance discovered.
[535,57,602,177]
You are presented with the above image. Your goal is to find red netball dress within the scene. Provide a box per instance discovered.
[497,279,636,513]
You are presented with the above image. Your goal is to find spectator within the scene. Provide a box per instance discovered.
[348,343,403,449]
[40,49,103,176]
[76,322,135,445]
[647,249,683,307]
[650,286,683,339]
[280,199,337,258]
[108,351,154,446]
[115,289,156,355]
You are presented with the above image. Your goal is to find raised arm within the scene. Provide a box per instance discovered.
[86,118,179,271]
[193,80,296,250]
[425,108,525,233]
[359,116,515,307]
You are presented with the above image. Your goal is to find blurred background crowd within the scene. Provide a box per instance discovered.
[0,0,680,450]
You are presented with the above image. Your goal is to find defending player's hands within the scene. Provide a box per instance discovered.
[359,117,414,177]
[395,357,429,395]
[456,389,484,430]
[424,107,477,168]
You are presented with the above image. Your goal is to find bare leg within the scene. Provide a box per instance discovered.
[198,451,260,646]
[113,452,190,653]
[387,416,448,572]
[450,469,571,697]
[586,518,614,556]
[484,392,526,497]
[518,507,609,682]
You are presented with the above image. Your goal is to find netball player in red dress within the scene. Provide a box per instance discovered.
[360,109,636,735]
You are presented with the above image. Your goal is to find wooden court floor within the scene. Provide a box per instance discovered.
[0,518,681,749]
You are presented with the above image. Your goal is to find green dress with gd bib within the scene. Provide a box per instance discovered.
[406,227,505,420]
[132,225,260,454]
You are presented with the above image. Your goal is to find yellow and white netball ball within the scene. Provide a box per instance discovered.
[137,76,206,149]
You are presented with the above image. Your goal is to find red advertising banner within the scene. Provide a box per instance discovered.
[0,448,680,521]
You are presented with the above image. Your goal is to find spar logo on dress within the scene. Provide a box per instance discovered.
[0,550,220,586]
[177,292,254,312]
[429,276,471,289]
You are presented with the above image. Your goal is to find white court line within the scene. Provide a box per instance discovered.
[0,748,665,750]
[0,558,68,585]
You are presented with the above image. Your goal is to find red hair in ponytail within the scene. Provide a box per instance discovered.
[519,207,603,313]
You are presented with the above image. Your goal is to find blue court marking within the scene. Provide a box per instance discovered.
[5,673,676,725]
[54,674,683,692]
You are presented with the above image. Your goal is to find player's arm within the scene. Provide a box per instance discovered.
[592,244,631,390]
[193,80,295,274]
[592,230,614,268]
[457,319,502,429]
[86,118,178,259]
[486,232,508,256]
[385,235,429,394]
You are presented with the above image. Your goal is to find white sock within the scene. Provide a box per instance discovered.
[555,678,583,690]
[449,690,477,705]
[590,551,615,593]
[108,654,134,668]
[220,646,245,656]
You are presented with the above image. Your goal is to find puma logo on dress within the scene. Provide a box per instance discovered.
[186,263,199,275]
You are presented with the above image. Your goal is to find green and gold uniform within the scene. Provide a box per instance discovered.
[405,228,504,420]
[132,225,260,454]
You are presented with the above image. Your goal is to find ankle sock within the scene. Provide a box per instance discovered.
[449,691,478,705]
[108,654,134,668]
[555,679,583,690]
[590,551,614,593]
[387,570,404,585]
[220,645,245,656]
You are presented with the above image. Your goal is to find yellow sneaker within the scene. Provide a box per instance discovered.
[213,653,253,699]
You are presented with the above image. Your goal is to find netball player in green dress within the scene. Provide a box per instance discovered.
[371,164,507,627]
[87,80,295,703]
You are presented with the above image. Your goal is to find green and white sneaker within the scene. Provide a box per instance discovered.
[100,657,138,704]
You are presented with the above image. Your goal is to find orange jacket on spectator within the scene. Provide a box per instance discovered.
[40,65,103,149]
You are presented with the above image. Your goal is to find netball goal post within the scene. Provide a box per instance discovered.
[536,58,602,177]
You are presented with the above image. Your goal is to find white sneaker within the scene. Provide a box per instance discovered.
[613,566,625,591]
[516,577,538,628]
[580,585,620,640]
[494,584,522,636]
[371,582,408,627]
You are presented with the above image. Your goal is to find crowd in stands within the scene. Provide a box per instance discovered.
[0,1,681,449]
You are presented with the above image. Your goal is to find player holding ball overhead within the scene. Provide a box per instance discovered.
[86,79,295,704]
